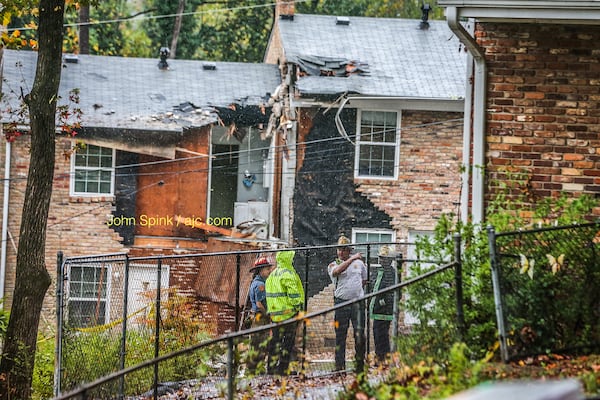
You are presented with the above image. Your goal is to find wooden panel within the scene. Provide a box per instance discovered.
[135,127,210,238]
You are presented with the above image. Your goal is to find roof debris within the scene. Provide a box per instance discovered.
[296,55,369,77]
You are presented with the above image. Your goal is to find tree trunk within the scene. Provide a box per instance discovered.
[0,0,65,399]
[170,0,186,59]
[79,4,90,54]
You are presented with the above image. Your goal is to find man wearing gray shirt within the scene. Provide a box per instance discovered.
[328,235,367,371]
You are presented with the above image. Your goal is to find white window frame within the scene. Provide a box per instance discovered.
[70,144,116,196]
[352,227,396,261]
[354,109,400,180]
[67,263,112,328]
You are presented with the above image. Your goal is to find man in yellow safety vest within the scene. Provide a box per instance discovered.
[265,250,305,375]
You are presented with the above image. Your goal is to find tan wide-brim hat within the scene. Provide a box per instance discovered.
[336,235,352,249]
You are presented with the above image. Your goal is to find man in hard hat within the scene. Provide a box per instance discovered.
[328,235,367,372]
[265,250,305,375]
[246,256,275,374]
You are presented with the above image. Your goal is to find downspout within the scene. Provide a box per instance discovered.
[1,141,10,303]
[446,7,487,224]
[459,42,474,223]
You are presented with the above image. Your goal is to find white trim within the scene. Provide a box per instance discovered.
[1,141,10,303]
[354,109,401,180]
[69,143,116,197]
[351,227,396,258]
[438,1,600,23]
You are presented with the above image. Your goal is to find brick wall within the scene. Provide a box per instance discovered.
[356,110,464,237]
[480,22,600,209]
[0,136,126,331]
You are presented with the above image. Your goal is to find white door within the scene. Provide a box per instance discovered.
[126,263,170,327]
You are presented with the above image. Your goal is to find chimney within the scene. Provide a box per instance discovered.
[276,0,295,20]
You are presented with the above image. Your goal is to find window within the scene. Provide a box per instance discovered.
[71,144,115,196]
[352,228,396,261]
[355,110,399,179]
[68,264,110,328]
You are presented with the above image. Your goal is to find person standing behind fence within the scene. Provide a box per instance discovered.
[246,256,275,374]
[370,245,398,365]
[328,235,367,372]
[266,250,305,375]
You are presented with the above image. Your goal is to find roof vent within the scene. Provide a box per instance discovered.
[336,16,350,26]
[202,62,217,71]
[158,47,170,70]
[280,14,294,21]
[64,54,79,64]
[419,3,431,30]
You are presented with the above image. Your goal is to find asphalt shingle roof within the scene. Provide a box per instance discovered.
[277,14,467,99]
[1,50,281,131]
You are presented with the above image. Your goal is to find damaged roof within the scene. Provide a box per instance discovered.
[1,50,281,131]
[276,14,466,100]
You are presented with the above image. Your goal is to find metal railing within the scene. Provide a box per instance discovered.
[54,238,465,398]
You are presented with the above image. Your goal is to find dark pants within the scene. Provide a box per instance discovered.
[268,319,298,375]
[334,298,365,371]
[247,312,271,373]
[372,319,391,362]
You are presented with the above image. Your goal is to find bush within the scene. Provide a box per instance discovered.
[58,293,217,396]
[32,335,55,400]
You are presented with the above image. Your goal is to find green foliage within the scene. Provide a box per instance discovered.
[3,0,447,62]
[297,0,445,20]
[59,293,217,395]
[0,299,10,340]
[338,343,484,399]
[494,222,600,358]
[32,336,55,400]
[486,167,598,230]
[403,165,600,360]
[401,214,497,360]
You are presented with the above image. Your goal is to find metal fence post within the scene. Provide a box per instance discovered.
[355,299,366,375]
[153,258,163,400]
[392,253,402,352]
[235,253,241,331]
[365,243,371,357]
[227,337,235,400]
[54,251,64,398]
[301,248,309,374]
[453,234,465,341]
[119,254,130,400]
[487,225,509,362]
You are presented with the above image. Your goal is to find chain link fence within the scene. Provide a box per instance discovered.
[488,222,600,362]
[54,240,464,399]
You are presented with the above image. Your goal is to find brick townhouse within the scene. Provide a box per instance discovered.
[265,1,467,301]
[0,50,281,332]
[437,0,600,222]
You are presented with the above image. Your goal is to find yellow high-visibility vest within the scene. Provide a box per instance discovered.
[266,251,305,322]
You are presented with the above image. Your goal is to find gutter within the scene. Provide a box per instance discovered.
[446,7,487,224]
[1,141,10,303]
